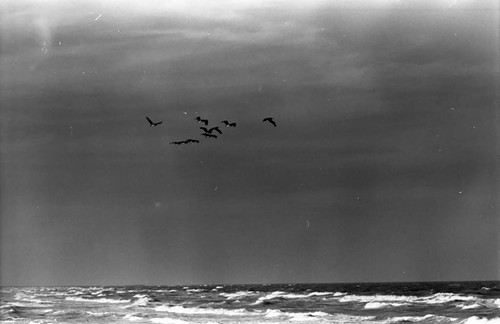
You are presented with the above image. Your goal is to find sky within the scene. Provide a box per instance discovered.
[0,0,498,286]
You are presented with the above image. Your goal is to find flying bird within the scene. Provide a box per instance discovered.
[146,116,162,127]
[209,126,222,134]
[201,133,217,138]
[200,126,222,134]
[263,117,277,127]
[221,120,237,127]
[195,116,209,126]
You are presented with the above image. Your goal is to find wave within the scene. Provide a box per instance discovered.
[220,291,256,300]
[124,313,145,321]
[385,314,457,323]
[364,301,408,309]
[65,296,130,304]
[85,311,112,317]
[252,291,333,305]
[186,288,205,293]
[458,303,482,310]
[131,294,152,306]
[338,292,481,306]
[150,318,190,324]
[155,305,249,316]
[460,317,500,324]
[263,309,377,323]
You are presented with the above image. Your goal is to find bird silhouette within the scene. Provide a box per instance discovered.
[195,116,209,126]
[209,126,222,134]
[263,117,277,127]
[146,116,163,127]
[200,126,222,134]
[201,133,217,138]
[221,120,237,127]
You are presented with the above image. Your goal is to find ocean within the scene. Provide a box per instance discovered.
[1,281,499,323]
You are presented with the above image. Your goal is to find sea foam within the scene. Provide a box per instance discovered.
[65,296,130,304]
[461,317,500,324]
[150,318,190,324]
[155,305,250,316]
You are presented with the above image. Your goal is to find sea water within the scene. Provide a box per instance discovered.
[1,281,499,323]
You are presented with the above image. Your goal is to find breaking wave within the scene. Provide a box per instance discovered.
[65,296,130,304]
[155,305,250,316]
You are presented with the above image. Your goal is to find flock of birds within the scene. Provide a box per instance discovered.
[145,115,277,145]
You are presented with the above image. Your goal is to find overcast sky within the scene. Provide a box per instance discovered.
[1,0,498,286]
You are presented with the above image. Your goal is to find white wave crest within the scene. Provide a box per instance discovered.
[364,301,407,309]
[339,292,478,306]
[252,291,332,305]
[220,291,255,300]
[422,293,476,304]
[263,309,331,321]
[459,303,482,310]
[461,317,500,324]
[155,305,250,316]
[151,318,190,324]
[386,314,455,323]
[65,296,129,304]
[186,288,205,293]
[131,294,151,306]
[123,313,144,321]
[86,311,111,317]
[264,309,285,318]
[252,291,285,305]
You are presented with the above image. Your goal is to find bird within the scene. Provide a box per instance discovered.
[201,133,217,138]
[146,116,162,127]
[209,126,222,134]
[263,117,277,127]
[195,116,209,126]
[221,120,237,127]
[200,126,222,134]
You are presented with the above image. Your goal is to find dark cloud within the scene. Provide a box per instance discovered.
[1,0,498,285]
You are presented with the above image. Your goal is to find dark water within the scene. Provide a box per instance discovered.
[1,281,499,323]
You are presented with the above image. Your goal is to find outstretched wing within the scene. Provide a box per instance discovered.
[210,127,222,134]
[263,117,277,126]
[154,121,163,126]
[146,116,154,125]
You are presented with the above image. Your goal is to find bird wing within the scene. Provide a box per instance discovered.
[155,121,163,125]
[209,127,221,134]
[270,120,277,127]
[146,116,154,125]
